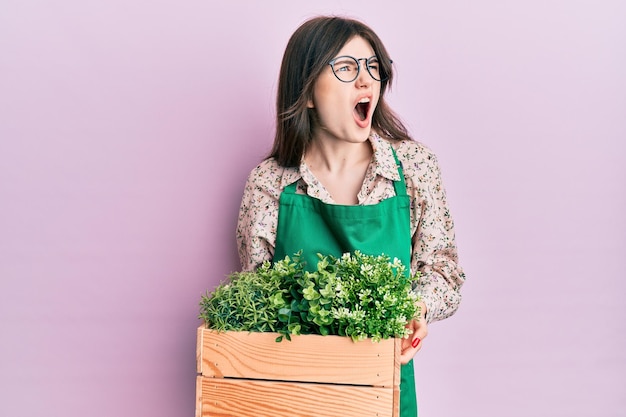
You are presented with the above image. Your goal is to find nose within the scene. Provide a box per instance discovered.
[356,61,373,87]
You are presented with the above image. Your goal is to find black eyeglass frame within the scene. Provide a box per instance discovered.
[327,55,392,83]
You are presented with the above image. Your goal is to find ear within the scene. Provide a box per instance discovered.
[306,97,315,108]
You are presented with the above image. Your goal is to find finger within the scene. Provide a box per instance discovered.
[399,346,418,364]
[411,336,422,348]
[399,335,425,363]
[399,320,428,364]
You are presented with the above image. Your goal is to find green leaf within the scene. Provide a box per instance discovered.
[278,308,291,322]
[287,323,301,334]
[302,286,320,301]
[199,250,420,342]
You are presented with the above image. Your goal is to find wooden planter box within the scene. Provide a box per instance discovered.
[196,325,401,417]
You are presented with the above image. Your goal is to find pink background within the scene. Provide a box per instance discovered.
[1,1,624,416]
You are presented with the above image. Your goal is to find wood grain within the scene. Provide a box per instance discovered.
[197,327,399,387]
[197,377,395,417]
[195,327,401,417]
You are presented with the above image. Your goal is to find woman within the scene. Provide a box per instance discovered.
[236,16,465,416]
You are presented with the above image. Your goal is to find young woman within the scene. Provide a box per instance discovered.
[236,16,465,416]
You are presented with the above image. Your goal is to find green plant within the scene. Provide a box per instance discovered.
[199,251,420,343]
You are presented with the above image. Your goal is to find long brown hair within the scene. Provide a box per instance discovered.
[269,16,411,167]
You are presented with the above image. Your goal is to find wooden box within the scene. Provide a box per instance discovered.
[196,325,401,417]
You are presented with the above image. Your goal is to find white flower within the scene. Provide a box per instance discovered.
[360,263,374,276]
[332,307,351,319]
[358,288,372,303]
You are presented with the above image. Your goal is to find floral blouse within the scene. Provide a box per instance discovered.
[236,133,465,323]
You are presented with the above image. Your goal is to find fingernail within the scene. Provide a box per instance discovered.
[411,337,421,348]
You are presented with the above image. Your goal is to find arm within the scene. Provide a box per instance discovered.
[402,142,466,324]
[236,160,283,271]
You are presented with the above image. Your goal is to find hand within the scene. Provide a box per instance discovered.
[399,301,428,364]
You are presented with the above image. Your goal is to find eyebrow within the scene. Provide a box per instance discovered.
[331,55,378,61]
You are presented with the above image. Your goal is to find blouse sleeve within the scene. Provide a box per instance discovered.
[236,160,282,271]
[401,141,466,324]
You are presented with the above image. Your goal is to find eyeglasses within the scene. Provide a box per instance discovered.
[328,55,389,83]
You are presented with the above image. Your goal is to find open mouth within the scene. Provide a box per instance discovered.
[355,98,371,121]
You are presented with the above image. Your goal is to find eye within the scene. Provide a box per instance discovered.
[333,58,357,72]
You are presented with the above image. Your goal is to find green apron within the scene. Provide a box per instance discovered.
[274,151,418,417]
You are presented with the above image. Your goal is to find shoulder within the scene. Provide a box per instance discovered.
[372,133,441,181]
[386,139,445,196]
[243,158,298,201]
[245,158,283,195]
[392,138,437,162]
[247,157,284,182]
[389,138,440,173]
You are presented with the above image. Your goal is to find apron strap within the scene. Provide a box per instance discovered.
[282,146,407,197]
[390,147,408,197]
[283,181,298,194]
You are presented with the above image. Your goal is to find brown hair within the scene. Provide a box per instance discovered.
[269,16,412,167]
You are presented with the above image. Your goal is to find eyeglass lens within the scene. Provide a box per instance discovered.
[331,56,382,82]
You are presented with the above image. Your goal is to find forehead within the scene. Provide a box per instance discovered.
[335,36,375,58]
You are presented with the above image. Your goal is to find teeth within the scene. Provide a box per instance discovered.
[358,97,370,103]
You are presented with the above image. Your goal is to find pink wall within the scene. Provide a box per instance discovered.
[1,1,624,416]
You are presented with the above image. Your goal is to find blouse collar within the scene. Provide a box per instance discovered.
[279,133,401,192]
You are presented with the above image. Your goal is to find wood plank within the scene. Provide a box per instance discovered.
[198,327,398,387]
[195,376,203,417]
[393,339,401,417]
[197,377,395,417]
[393,387,400,417]
[196,326,204,374]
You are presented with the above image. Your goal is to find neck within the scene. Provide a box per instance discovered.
[304,137,373,205]
[305,137,373,173]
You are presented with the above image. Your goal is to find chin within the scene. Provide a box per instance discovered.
[343,134,370,144]
[354,129,372,142]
